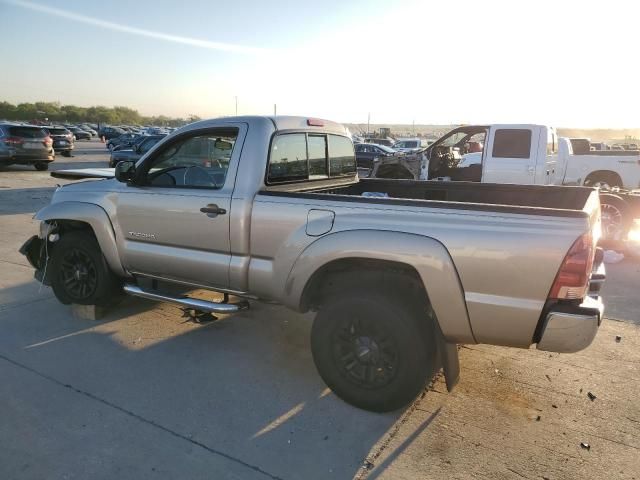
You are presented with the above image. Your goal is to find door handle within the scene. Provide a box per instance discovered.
[200,204,227,216]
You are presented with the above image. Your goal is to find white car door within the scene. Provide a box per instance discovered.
[482,127,538,184]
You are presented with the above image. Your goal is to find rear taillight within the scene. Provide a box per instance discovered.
[548,232,594,300]
[43,136,52,146]
[3,136,23,146]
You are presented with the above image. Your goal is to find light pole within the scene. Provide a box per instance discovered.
[235,96,238,115]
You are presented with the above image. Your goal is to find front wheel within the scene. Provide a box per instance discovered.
[34,162,49,171]
[49,231,121,306]
[311,289,436,412]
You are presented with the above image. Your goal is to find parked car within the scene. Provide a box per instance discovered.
[43,126,74,157]
[0,123,54,170]
[394,138,427,153]
[106,133,140,151]
[78,125,98,137]
[108,134,165,167]
[67,127,91,141]
[98,126,126,140]
[24,116,605,412]
[354,142,400,170]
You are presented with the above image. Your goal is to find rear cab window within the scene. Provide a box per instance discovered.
[268,133,355,184]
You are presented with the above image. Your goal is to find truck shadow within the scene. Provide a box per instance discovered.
[0,285,430,479]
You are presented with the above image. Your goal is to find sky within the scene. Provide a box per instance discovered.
[1,0,639,127]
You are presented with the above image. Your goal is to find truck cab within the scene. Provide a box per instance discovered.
[425,124,559,185]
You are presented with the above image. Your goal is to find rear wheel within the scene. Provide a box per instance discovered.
[311,285,436,412]
[34,162,49,171]
[62,150,72,157]
[50,231,121,306]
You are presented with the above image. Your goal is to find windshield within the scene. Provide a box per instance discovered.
[439,132,469,147]
[377,145,396,154]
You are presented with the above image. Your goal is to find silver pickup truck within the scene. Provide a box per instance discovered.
[21,116,605,412]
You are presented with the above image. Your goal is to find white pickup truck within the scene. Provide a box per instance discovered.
[412,124,640,242]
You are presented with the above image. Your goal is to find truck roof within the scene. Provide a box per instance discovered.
[178,115,349,136]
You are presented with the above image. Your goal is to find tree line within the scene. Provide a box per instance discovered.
[0,101,201,127]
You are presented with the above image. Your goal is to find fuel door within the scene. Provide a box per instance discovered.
[306,209,335,237]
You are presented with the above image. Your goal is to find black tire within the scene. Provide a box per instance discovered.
[49,231,121,306]
[311,285,436,412]
[62,150,72,157]
[34,162,49,171]
[585,172,622,189]
[599,194,631,243]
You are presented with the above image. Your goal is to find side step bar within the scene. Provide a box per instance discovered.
[123,284,249,314]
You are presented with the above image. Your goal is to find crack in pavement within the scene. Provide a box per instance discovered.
[0,352,284,480]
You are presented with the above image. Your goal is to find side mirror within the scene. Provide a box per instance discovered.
[115,160,136,183]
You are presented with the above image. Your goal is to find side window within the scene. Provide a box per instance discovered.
[269,134,308,183]
[328,135,356,177]
[492,129,532,158]
[144,130,238,189]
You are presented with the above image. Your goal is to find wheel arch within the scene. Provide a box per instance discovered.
[285,230,475,344]
[584,170,623,187]
[34,201,126,277]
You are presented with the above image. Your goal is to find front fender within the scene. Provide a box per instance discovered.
[34,201,126,277]
[284,230,475,344]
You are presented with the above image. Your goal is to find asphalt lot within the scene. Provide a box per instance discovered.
[1,141,639,479]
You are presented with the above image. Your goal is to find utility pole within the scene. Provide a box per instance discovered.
[235,96,238,115]
[413,119,415,136]
[274,104,277,116]
[367,112,370,135]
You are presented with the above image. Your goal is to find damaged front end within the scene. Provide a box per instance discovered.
[19,222,57,285]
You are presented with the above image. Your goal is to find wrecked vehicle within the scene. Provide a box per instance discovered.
[369,124,640,243]
[21,116,605,412]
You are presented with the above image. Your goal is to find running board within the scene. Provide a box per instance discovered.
[123,284,249,314]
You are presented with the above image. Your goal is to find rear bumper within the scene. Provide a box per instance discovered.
[537,296,604,353]
[2,152,55,163]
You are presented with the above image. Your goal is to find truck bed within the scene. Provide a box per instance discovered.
[262,178,596,218]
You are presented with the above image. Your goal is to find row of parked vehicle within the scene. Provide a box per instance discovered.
[0,122,87,170]
[99,125,174,141]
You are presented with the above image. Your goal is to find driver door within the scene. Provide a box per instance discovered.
[112,126,243,289]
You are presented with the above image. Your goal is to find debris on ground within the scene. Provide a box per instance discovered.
[603,250,624,264]
[545,374,551,381]
[587,392,597,401]
[536,415,541,422]
[581,442,591,451]
[552,404,558,409]
[616,335,622,343]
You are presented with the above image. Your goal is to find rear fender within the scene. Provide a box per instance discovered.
[285,230,475,344]
[34,201,126,277]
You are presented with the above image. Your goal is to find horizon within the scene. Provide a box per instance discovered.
[1,0,640,128]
